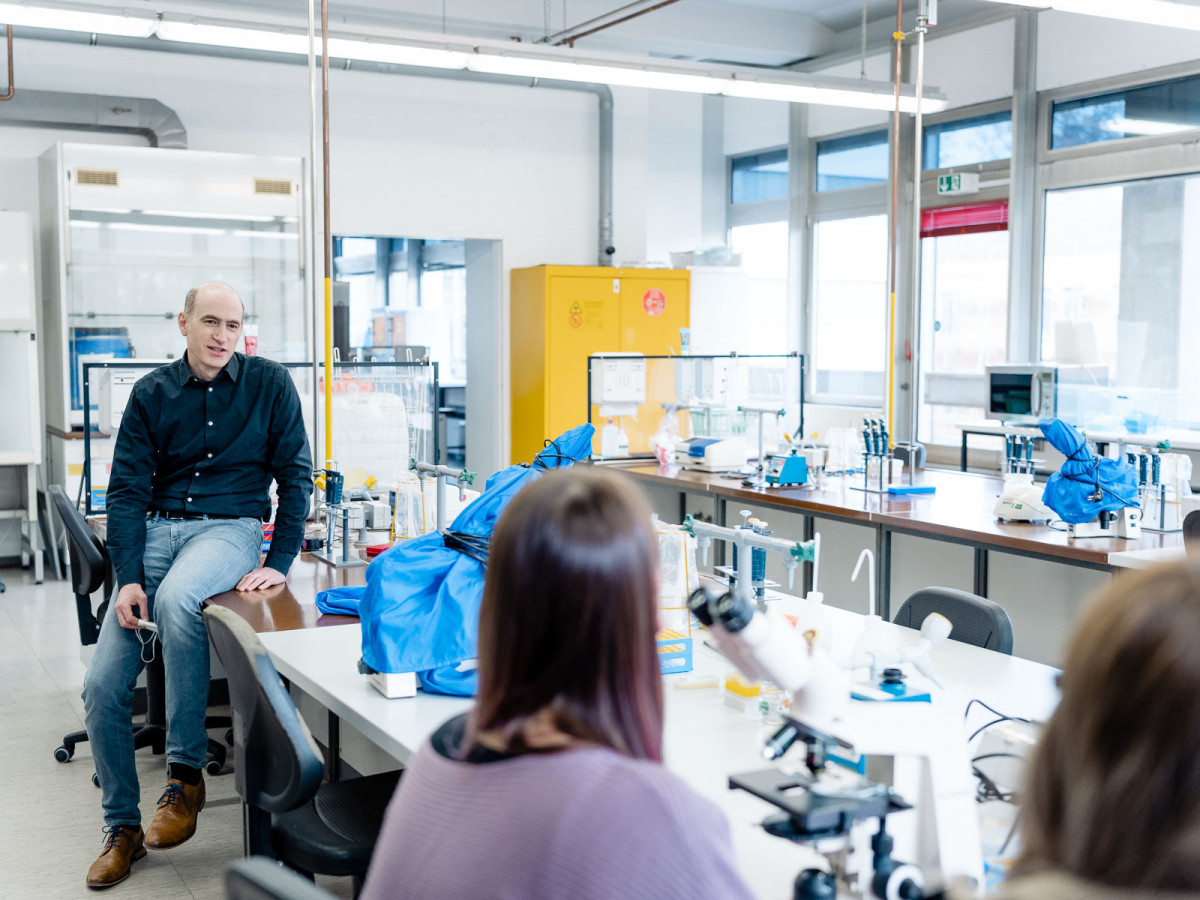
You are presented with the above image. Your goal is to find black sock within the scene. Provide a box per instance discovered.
[167,762,202,785]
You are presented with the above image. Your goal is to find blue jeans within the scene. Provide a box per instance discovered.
[83,515,263,827]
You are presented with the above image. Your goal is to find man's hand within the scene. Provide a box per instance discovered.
[237,566,287,591]
[115,583,149,629]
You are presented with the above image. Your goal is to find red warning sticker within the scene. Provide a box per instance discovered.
[642,288,666,317]
[569,302,583,329]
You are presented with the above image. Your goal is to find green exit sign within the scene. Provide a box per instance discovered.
[937,172,980,195]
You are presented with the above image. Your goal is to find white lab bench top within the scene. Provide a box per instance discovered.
[1107,546,1187,569]
[259,601,1059,899]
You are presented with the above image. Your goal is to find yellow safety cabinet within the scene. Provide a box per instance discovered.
[510,265,690,463]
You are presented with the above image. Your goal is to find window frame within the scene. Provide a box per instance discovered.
[727,144,788,228]
[1031,60,1200,369]
[922,101,1014,173]
[813,125,890,194]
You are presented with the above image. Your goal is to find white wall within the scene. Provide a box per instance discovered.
[724,97,788,156]
[1037,12,1200,91]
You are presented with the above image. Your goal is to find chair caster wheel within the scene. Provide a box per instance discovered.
[205,759,223,776]
[225,729,234,746]
[92,772,101,788]
[54,745,73,763]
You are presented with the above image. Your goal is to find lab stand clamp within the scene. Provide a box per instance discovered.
[311,461,367,569]
[682,514,815,613]
[737,405,787,489]
[410,458,476,533]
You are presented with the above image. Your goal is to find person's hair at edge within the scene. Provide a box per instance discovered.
[469,467,664,762]
[184,282,244,318]
[1014,556,1200,890]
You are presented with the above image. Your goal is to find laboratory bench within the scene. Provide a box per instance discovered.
[620,463,1185,667]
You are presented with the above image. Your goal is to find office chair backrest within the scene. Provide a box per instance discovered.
[203,605,326,814]
[49,484,109,646]
[1184,510,1200,556]
[225,857,338,900]
[893,586,1014,655]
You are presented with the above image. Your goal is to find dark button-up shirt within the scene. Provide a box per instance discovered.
[106,352,313,587]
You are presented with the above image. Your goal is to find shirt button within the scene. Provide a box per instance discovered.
[207,453,213,458]
[208,387,213,392]
[208,421,214,426]
[187,497,193,502]
[195,472,200,477]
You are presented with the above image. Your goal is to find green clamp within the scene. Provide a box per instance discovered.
[459,469,477,486]
[1157,440,1171,451]
[681,515,697,536]
[791,541,816,563]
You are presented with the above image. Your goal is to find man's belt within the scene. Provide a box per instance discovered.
[146,509,247,521]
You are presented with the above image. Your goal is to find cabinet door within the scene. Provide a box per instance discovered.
[617,274,688,355]
[545,275,620,447]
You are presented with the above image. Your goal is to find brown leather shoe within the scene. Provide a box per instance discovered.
[144,776,206,850]
[86,825,146,889]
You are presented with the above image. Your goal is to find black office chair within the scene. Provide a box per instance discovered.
[204,605,401,893]
[1184,510,1200,556]
[893,586,1014,655]
[226,857,338,900]
[49,485,227,776]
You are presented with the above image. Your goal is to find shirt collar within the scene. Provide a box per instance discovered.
[179,351,242,385]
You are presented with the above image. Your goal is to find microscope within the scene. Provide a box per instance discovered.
[688,584,983,899]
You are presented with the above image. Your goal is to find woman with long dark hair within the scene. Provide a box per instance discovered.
[361,467,752,900]
[992,556,1200,898]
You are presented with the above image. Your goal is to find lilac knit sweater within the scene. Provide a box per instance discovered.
[360,739,754,900]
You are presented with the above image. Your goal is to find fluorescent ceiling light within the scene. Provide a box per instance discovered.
[977,0,1200,31]
[231,230,299,239]
[0,2,156,37]
[156,21,309,54]
[326,37,468,69]
[108,222,225,235]
[14,3,945,111]
[142,210,282,222]
[1101,116,1196,135]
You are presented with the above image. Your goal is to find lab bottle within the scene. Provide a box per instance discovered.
[600,419,620,457]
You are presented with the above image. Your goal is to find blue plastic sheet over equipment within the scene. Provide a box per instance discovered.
[316,422,594,696]
[1038,418,1140,524]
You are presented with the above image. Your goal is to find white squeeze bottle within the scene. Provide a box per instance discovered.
[601,418,620,457]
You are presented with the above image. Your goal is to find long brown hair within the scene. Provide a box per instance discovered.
[1015,557,1200,888]
[470,467,664,762]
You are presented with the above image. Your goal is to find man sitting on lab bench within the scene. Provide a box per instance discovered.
[84,282,313,890]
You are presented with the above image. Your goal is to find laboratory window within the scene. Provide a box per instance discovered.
[730,149,788,204]
[923,111,1012,170]
[1051,72,1200,150]
[332,236,467,381]
[810,214,888,403]
[815,129,888,192]
[728,221,788,355]
[918,203,1010,445]
[1040,172,1200,426]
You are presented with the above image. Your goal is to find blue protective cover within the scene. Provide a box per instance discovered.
[1038,418,1140,524]
[314,585,363,617]
[354,423,594,695]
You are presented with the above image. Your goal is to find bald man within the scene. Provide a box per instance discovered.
[83,283,313,889]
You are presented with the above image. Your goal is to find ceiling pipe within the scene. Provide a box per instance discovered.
[546,0,683,47]
[0,86,186,146]
[1,25,13,101]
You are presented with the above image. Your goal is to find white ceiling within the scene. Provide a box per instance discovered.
[89,0,1008,67]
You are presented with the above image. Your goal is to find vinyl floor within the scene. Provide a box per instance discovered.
[0,564,355,900]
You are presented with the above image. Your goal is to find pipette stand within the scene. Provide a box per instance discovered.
[682,515,814,613]
[852,449,892,494]
[311,502,367,568]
